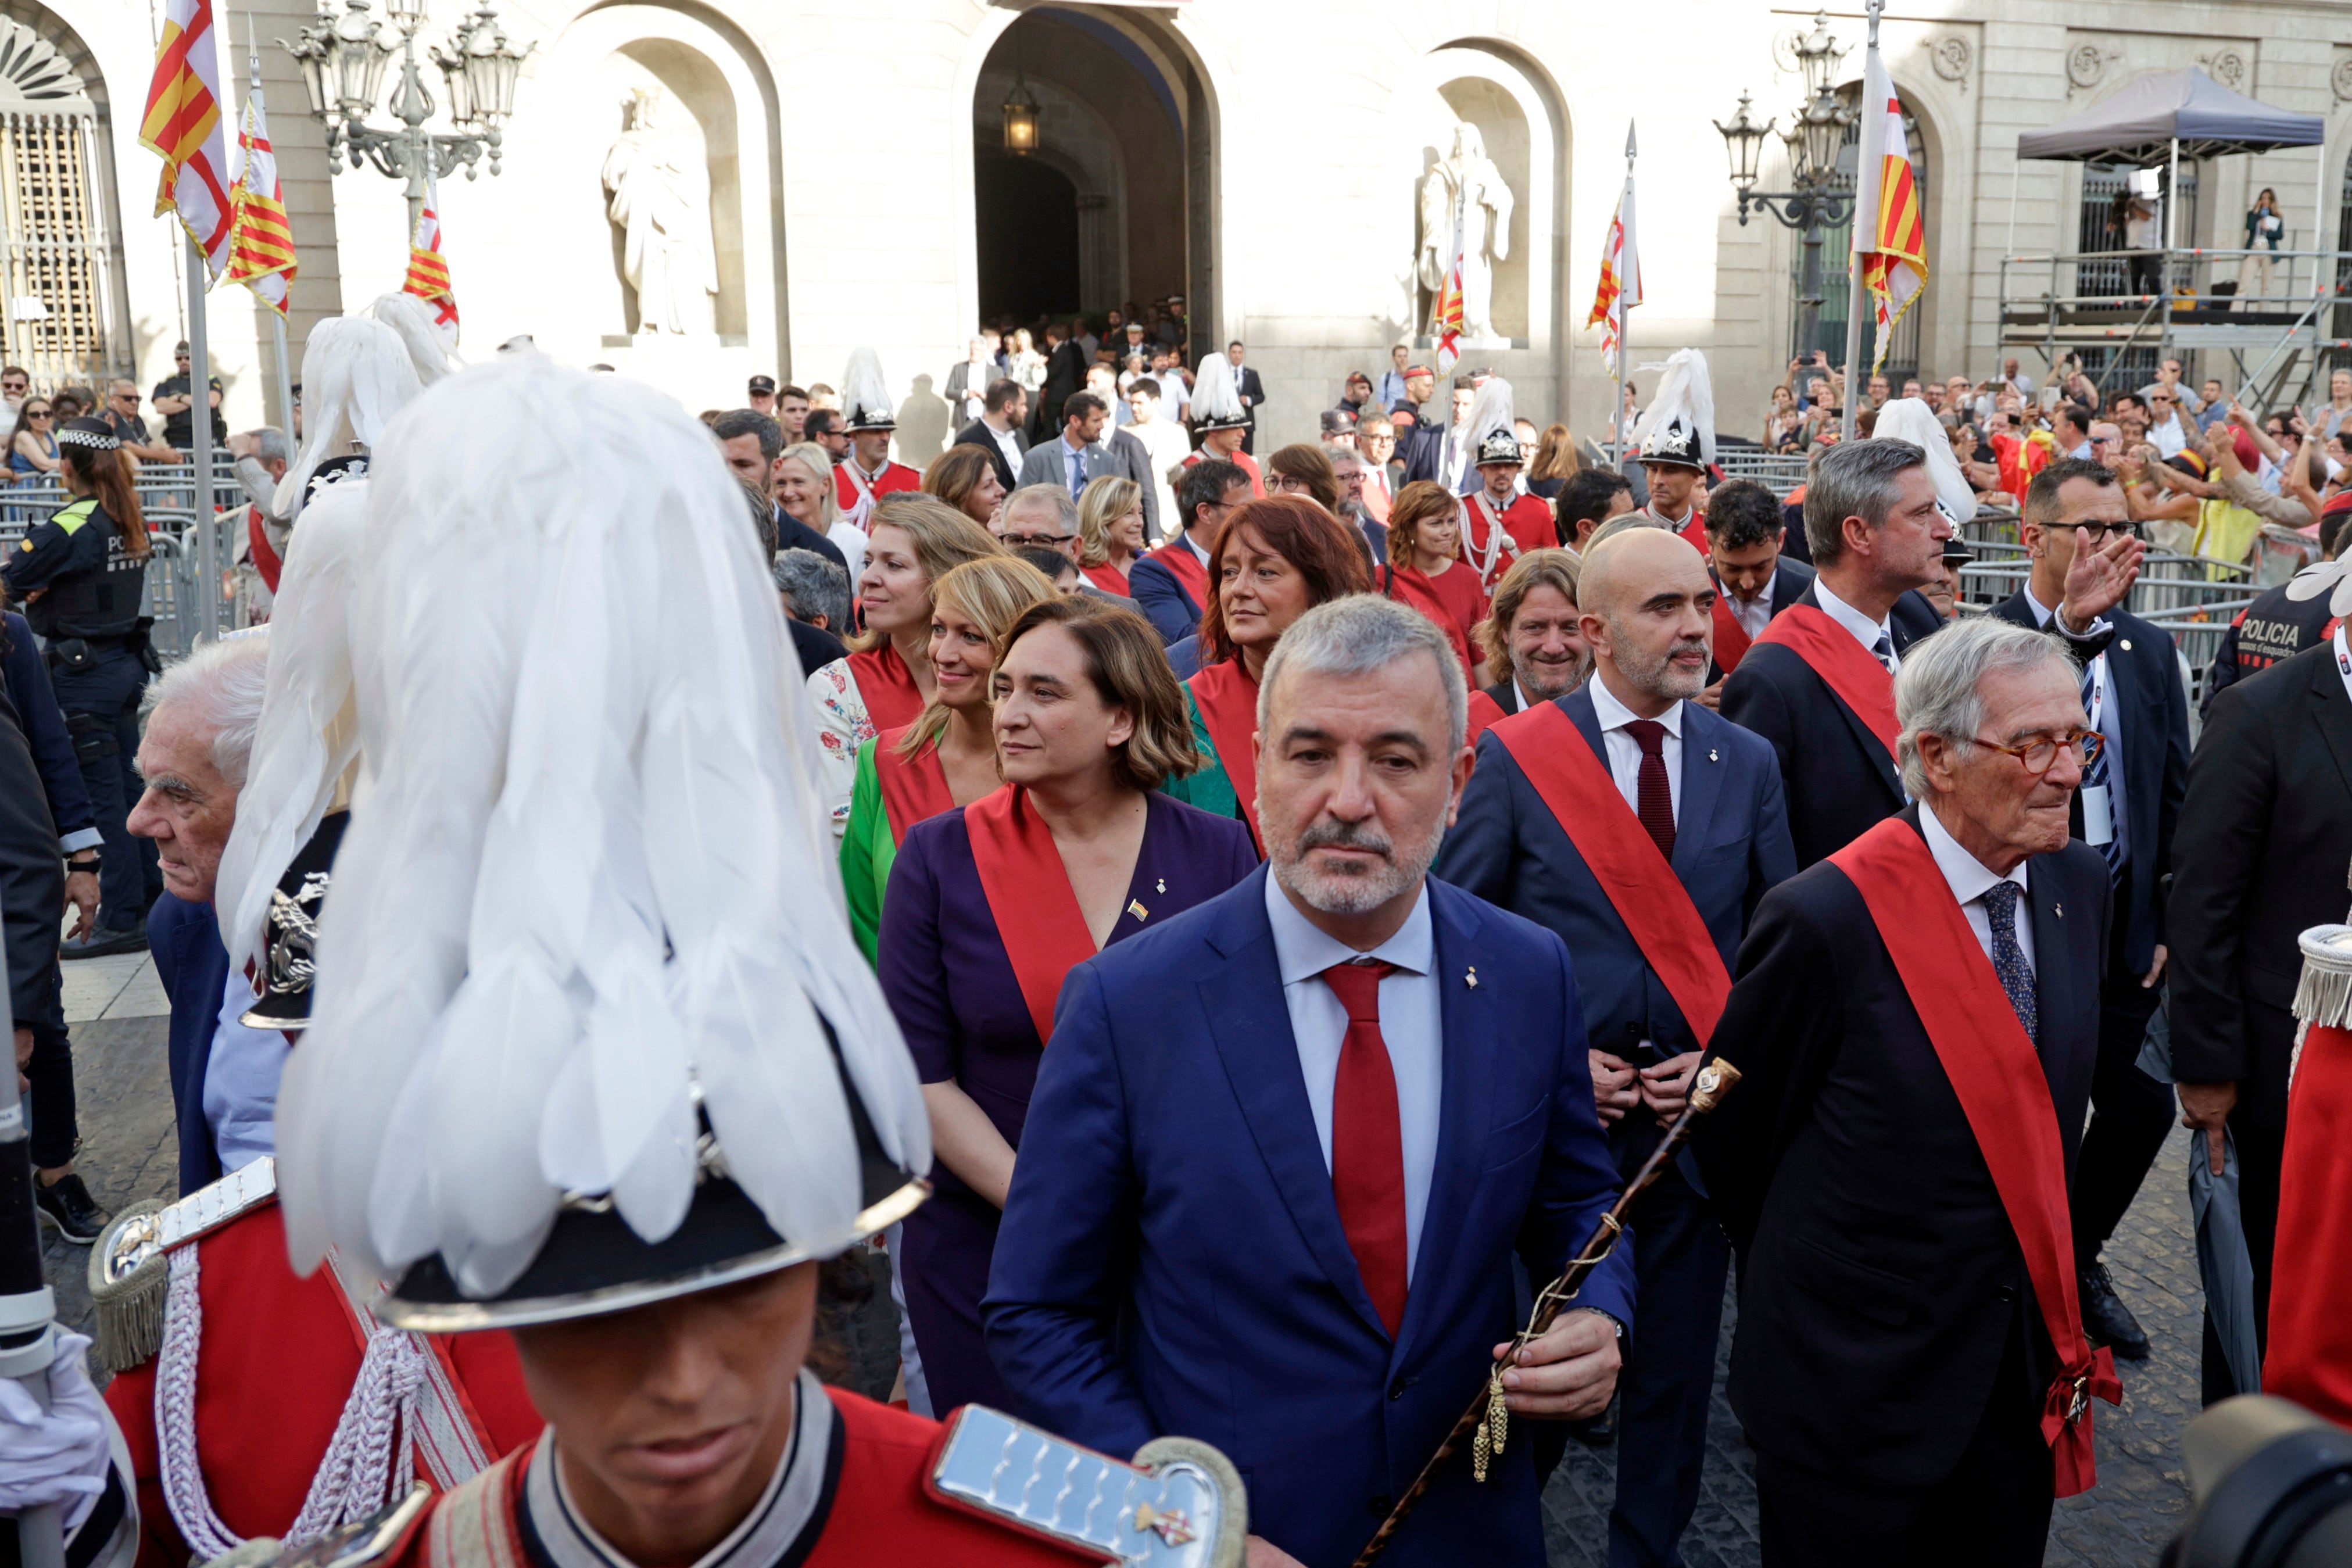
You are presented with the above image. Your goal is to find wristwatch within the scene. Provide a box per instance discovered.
[65,855,99,874]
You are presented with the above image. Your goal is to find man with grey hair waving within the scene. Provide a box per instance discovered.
[990,594,1634,1568]
[1698,617,2115,1566]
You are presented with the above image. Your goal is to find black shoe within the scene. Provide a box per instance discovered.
[2079,1261,2151,1360]
[35,1173,107,1245]
[60,923,146,960]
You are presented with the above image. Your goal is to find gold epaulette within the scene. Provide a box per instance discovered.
[88,1158,279,1374]
[194,1484,431,1568]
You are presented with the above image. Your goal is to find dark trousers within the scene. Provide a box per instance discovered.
[23,997,75,1170]
[1756,1331,2052,1567]
[1608,1160,1730,1568]
[49,645,155,933]
[2071,958,2174,1266]
[2201,1004,2290,1405]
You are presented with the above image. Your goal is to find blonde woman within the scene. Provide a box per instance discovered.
[840,554,1059,961]
[776,439,868,580]
[1075,474,1146,595]
[807,493,1000,833]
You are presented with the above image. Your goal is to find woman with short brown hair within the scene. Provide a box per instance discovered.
[1379,479,1483,686]
[879,593,1254,1415]
[921,443,1006,532]
[1168,495,1373,848]
[1263,442,1341,511]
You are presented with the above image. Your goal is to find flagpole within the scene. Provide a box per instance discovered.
[1613,121,1635,470]
[185,232,220,644]
[247,15,297,441]
[1841,0,1882,443]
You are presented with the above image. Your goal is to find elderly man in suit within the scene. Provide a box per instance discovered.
[1017,389,1112,504]
[127,636,274,1195]
[988,595,1634,1568]
[2170,586,2352,1405]
[1440,528,1794,1568]
[1699,616,2117,1566]
[951,377,1030,492]
[1719,439,1951,867]
[1987,459,2182,1364]
[1698,478,1816,699]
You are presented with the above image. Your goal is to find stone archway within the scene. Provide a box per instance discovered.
[0,7,127,386]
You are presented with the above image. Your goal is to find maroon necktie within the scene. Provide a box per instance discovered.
[1321,960,1408,1337]
[1623,718,1676,861]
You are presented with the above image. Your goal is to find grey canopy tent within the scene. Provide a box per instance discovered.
[2017,69,2326,249]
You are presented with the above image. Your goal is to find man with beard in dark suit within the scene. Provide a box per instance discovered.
[1699,617,2119,1566]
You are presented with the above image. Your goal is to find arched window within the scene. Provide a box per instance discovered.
[0,14,119,387]
[1800,85,1926,381]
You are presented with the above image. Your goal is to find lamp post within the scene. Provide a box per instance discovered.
[1717,11,1858,371]
[281,0,534,237]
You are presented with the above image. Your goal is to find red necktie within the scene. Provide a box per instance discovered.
[1623,718,1676,861]
[1321,960,1408,1337]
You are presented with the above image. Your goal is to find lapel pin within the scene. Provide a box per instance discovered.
[1709,747,1719,762]
[2120,639,2132,652]
[1466,967,1480,989]
[1128,899,1150,922]
[1155,878,1166,894]
[2054,902,2064,918]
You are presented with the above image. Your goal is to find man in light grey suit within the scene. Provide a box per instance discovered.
[1018,391,1113,515]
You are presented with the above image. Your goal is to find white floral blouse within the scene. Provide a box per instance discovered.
[808,657,873,837]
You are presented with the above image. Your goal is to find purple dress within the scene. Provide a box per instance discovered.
[879,790,1258,1413]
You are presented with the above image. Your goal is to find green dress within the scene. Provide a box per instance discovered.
[840,739,897,965]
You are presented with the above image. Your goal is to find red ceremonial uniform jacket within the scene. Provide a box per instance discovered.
[833,460,921,512]
[103,1202,543,1568]
[364,1390,1098,1568]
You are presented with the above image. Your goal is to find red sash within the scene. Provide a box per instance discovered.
[963,786,1095,1044]
[1710,594,1754,674]
[873,725,955,845]
[2269,1018,2352,1425]
[1187,658,1262,850]
[247,507,284,593]
[1488,701,1730,1042]
[1466,688,1508,744]
[1828,817,2120,1495]
[1148,539,1211,614]
[1080,561,1132,596]
[1750,604,1897,756]
[847,643,925,733]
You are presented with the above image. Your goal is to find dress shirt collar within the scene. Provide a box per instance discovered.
[1513,678,1538,715]
[1185,529,1211,565]
[1587,667,1684,739]
[1263,872,1433,987]
[1918,800,2029,908]
[1061,431,1087,457]
[1812,574,1893,656]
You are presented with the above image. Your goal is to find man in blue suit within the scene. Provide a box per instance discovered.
[1438,529,1795,1568]
[1130,458,1250,646]
[989,595,1634,1568]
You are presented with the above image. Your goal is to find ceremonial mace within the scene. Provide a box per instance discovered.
[1350,1057,1744,1568]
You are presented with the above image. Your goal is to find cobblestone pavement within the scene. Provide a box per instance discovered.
[1540,1129,2204,1567]
[49,1012,2209,1566]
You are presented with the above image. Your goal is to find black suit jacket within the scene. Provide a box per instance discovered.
[1234,365,1266,426]
[952,418,1026,491]
[0,681,59,1035]
[1478,679,1524,718]
[1706,559,1817,684]
[1696,809,2108,1490]
[1035,343,1089,439]
[2168,640,2352,1126]
[771,504,846,572]
[1988,593,2189,976]
[1719,581,1943,868]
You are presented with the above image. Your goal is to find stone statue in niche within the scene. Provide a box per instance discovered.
[1416,121,1515,343]
[601,86,717,335]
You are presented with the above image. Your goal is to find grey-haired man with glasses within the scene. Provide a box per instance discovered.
[1988,457,2188,1367]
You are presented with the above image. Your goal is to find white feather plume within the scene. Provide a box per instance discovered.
[272,317,424,520]
[1870,398,1979,528]
[275,353,931,1295]
[838,348,894,427]
[1465,376,1516,446]
[212,475,370,982]
[2285,553,2352,618]
[1190,354,1244,424]
[1630,348,1716,466]
[368,293,459,385]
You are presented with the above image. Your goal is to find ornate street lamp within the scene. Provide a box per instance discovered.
[282,0,535,236]
[1002,78,1040,155]
[1719,11,1859,368]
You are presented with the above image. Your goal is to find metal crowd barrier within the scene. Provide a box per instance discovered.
[1716,449,1812,499]
[2,464,248,661]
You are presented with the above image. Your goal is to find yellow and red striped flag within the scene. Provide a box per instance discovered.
[140,0,232,273]
[402,173,459,342]
[1851,48,1927,377]
[225,92,296,316]
[1430,202,1466,377]
[1587,170,1641,371]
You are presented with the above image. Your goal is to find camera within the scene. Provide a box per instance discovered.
[2164,1395,2352,1567]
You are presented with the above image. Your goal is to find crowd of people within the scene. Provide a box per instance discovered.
[1,310,2350,1568]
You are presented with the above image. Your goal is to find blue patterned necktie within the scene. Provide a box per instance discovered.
[2081,660,2124,879]
[1980,882,2038,1044]
[1069,443,1087,502]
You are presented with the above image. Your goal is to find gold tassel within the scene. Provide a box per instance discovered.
[87,1202,170,1375]
[1472,1364,1509,1482]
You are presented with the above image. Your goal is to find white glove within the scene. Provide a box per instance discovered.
[0,1333,112,1528]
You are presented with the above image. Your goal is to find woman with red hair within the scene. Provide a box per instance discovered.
[1162,495,1373,851]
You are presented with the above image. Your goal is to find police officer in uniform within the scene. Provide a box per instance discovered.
[1,417,159,956]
